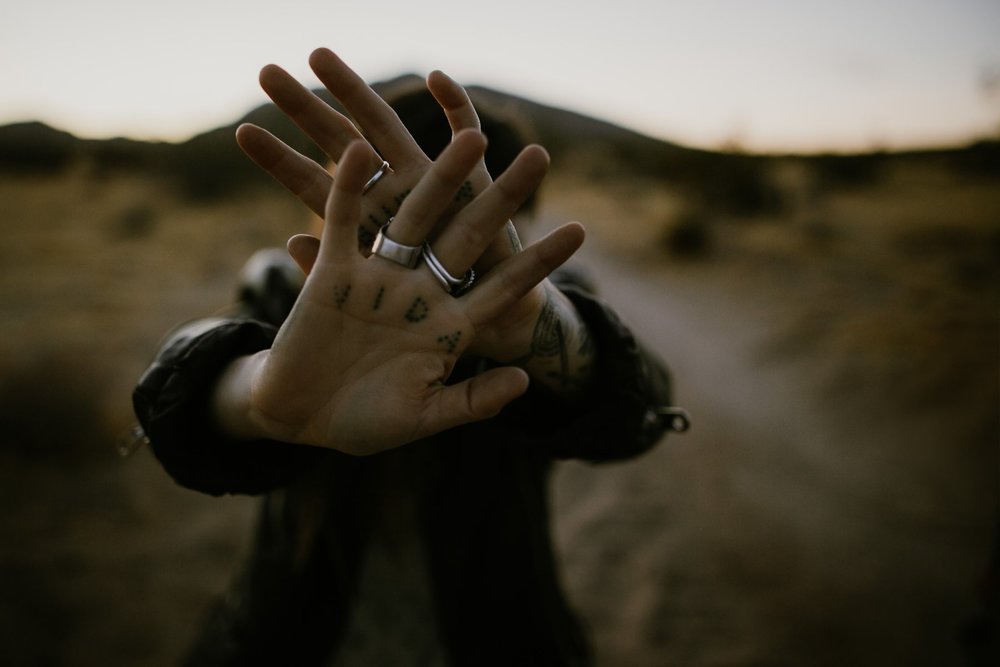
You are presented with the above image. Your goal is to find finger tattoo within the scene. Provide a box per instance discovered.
[455,180,474,204]
[364,189,412,245]
[437,330,462,353]
[404,297,430,323]
[394,189,411,207]
[333,284,352,309]
[357,224,377,251]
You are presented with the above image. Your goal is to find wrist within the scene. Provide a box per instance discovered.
[211,351,270,441]
[506,285,596,397]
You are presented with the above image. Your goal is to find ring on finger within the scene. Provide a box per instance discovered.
[371,219,422,268]
[362,160,392,194]
[423,243,475,296]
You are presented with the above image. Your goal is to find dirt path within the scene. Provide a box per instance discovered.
[550,238,997,666]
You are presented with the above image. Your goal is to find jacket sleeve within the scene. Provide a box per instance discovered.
[132,316,328,496]
[498,281,681,463]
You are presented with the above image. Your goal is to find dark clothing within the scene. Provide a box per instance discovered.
[133,254,678,666]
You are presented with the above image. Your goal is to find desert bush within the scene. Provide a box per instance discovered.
[109,203,157,241]
[702,155,784,216]
[661,209,713,258]
[949,140,1000,177]
[659,152,784,218]
[893,226,1000,291]
[84,137,159,172]
[0,352,115,465]
[811,152,888,188]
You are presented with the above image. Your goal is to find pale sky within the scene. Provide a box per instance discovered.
[2,0,998,152]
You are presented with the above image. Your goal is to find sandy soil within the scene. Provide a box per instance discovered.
[0,156,997,665]
[542,161,999,666]
[553,246,995,666]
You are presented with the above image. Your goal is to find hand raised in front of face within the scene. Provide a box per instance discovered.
[235,49,596,396]
[214,129,584,454]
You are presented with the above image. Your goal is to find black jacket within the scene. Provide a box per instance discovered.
[133,251,680,666]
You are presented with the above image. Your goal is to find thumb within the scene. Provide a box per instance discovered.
[423,366,530,435]
[287,234,321,275]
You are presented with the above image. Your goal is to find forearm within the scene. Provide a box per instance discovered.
[132,317,324,495]
[497,283,678,462]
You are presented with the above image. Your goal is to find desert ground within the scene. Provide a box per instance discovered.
[0,136,997,665]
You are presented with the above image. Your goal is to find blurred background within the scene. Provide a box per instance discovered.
[1,1,998,665]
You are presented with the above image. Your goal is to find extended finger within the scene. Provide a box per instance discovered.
[463,223,585,324]
[427,70,482,134]
[426,69,494,196]
[387,129,487,246]
[309,48,426,170]
[421,366,530,435]
[320,141,370,264]
[287,233,321,275]
[430,145,549,275]
[236,124,332,217]
[258,63,383,175]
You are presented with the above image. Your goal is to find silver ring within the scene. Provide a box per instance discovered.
[371,219,421,268]
[362,160,391,194]
[422,243,475,295]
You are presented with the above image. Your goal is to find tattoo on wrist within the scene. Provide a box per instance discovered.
[514,288,594,392]
[529,296,564,357]
[577,325,593,357]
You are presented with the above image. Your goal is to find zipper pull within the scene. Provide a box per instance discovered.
[657,407,691,433]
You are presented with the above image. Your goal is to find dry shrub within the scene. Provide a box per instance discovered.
[108,203,158,241]
[948,139,1000,178]
[812,152,888,188]
[0,351,116,465]
[697,155,785,217]
[661,209,714,259]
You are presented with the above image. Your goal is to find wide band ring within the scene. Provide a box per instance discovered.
[371,219,421,269]
[362,160,391,194]
[423,243,475,296]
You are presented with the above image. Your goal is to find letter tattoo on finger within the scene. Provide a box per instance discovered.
[455,180,474,204]
[333,284,352,310]
[437,330,462,353]
[405,297,430,323]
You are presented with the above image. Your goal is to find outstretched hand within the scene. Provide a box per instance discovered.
[234,48,597,391]
[213,130,584,454]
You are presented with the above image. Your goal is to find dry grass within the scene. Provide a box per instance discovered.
[546,154,999,409]
[0,163,307,435]
[1,146,997,665]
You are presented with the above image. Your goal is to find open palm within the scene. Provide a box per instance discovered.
[229,133,583,454]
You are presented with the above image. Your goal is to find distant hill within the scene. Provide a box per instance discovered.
[234,74,705,173]
[0,77,715,199]
[2,78,997,206]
